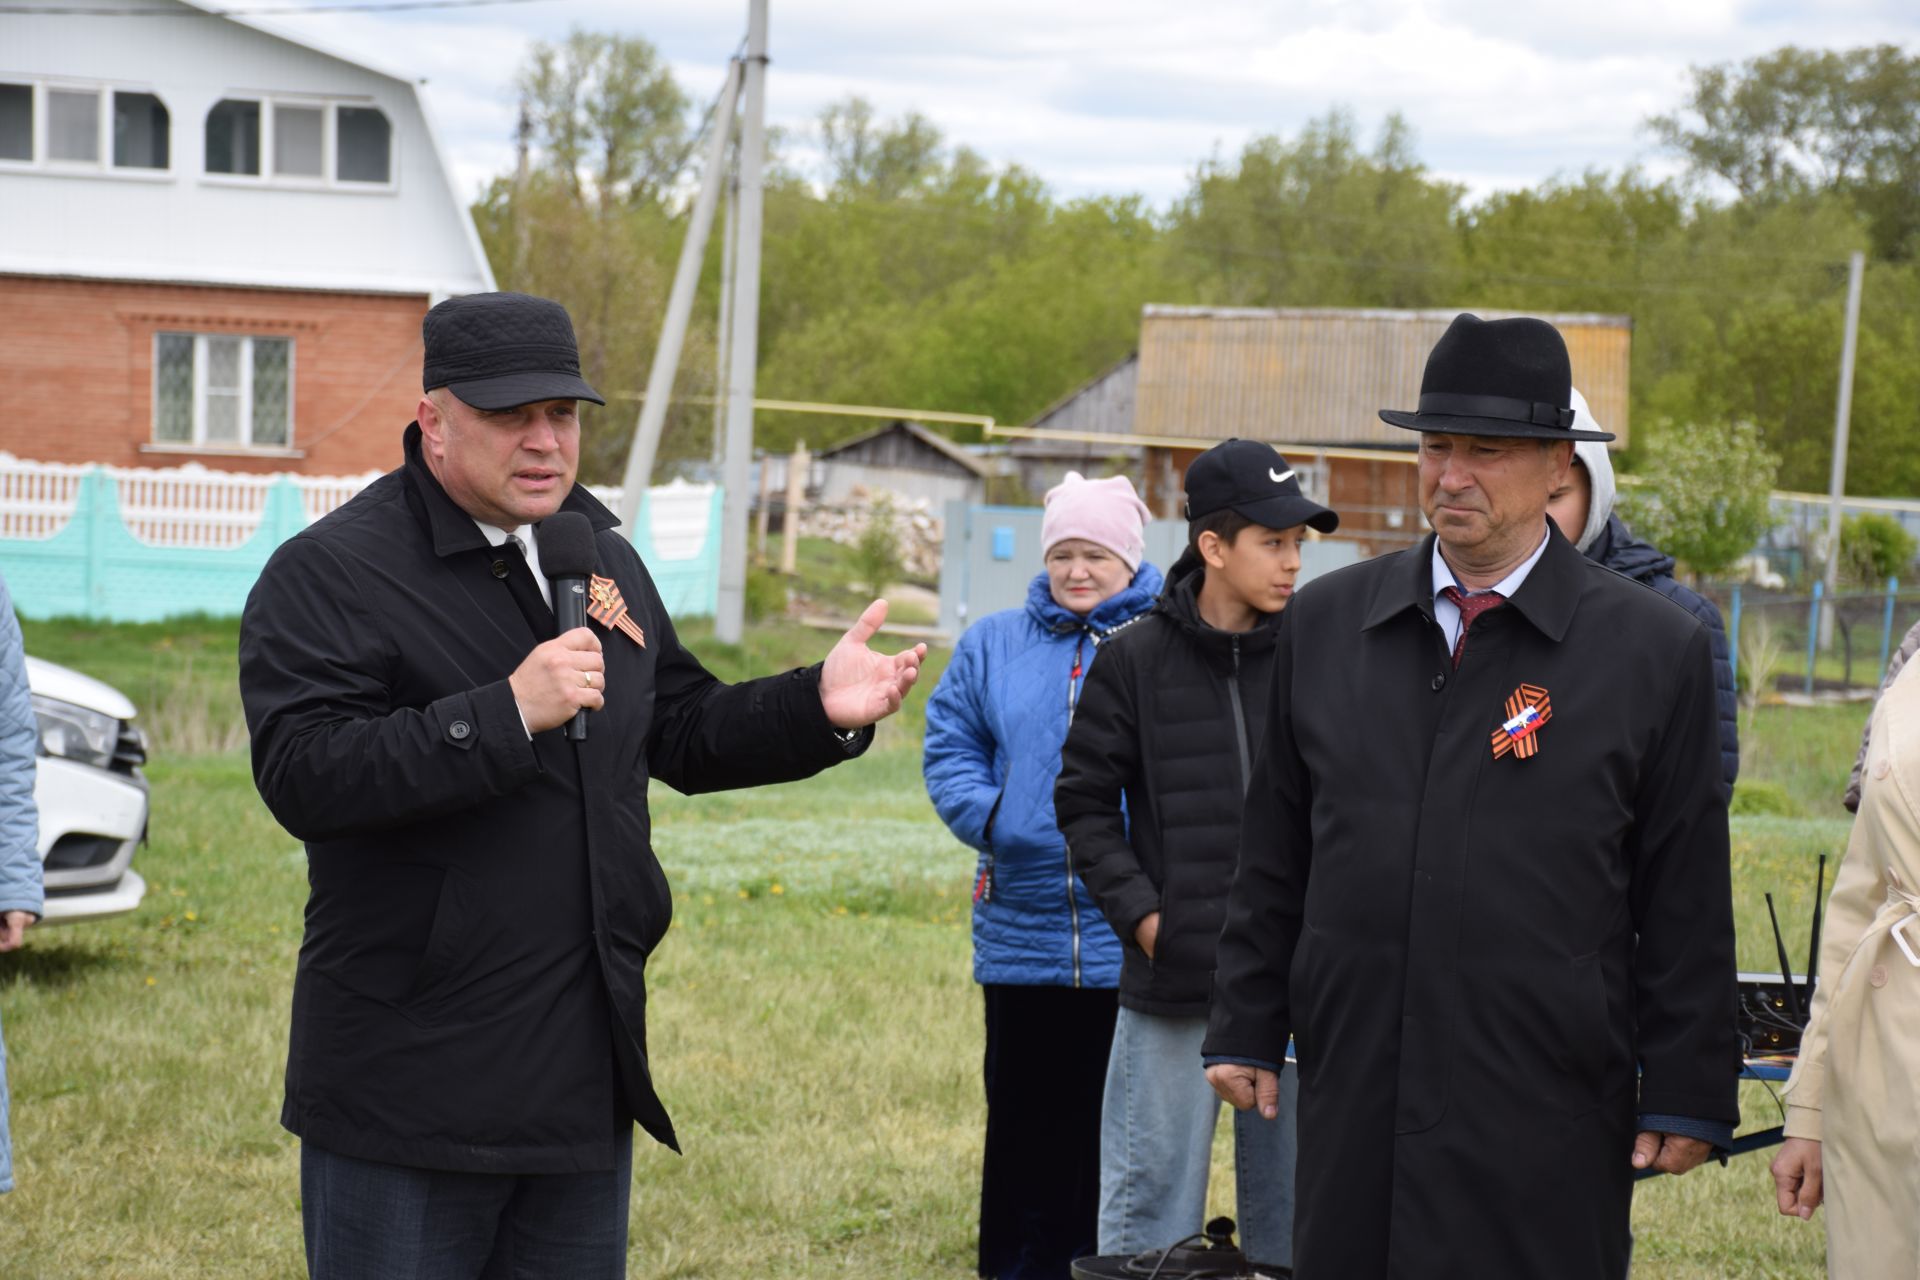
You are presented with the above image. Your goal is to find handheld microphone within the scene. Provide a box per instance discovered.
[538,511,597,742]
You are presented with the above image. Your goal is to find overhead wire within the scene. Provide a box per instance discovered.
[1,0,551,13]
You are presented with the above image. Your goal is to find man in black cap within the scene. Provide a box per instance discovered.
[1201,315,1738,1279]
[1057,439,1337,1269]
[239,291,925,1278]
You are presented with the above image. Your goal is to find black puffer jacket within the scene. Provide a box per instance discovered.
[1056,550,1279,1016]
[1588,514,1739,797]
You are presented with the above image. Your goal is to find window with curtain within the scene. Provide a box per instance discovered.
[47,88,99,162]
[4,83,172,170]
[153,333,294,450]
[273,104,324,178]
[204,98,390,186]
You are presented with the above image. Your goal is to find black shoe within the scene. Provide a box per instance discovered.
[1119,1217,1288,1279]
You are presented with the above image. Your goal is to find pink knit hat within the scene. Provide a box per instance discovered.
[1041,471,1152,570]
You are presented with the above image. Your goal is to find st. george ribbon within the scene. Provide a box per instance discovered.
[538,511,597,742]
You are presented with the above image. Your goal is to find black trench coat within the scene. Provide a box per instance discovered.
[1203,529,1738,1280]
[240,426,865,1173]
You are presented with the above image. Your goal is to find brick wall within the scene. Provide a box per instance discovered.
[0,275,427,475]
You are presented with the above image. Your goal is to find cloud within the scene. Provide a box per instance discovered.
[277,0,1919,205]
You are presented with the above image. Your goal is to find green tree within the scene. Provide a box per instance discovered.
[749,99,1180,452]
[1618,419,1780,579]
[473,32,713,481]
[1169,110,1465,308]
[517,29,691,208]
[1840,513,1918,586]
[1649,45,1920,259]
[854,494,902,595]
[819,96,944,199]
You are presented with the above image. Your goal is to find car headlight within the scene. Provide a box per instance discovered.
[30,694,120,769]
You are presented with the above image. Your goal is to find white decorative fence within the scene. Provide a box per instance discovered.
[0,458,88,543]
[0,456,721,622]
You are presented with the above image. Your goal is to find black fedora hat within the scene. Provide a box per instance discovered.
[1379,313,1613,442]
[422,291,606,412]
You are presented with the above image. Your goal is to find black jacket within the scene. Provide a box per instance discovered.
[1588,513,1739,796]
[1056,550,1279,1016]
[239,427,865,1173]
[1203,528,1738,1280]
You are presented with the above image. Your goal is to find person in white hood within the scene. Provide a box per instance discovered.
[1546,389,1739,796]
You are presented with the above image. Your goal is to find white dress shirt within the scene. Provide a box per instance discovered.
[1430,526,1552,653]
[473,519,553,609]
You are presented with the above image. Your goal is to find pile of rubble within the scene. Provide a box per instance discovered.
[794,486,943,580]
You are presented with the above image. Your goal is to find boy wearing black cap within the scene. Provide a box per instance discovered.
[1055,438,1338,1268]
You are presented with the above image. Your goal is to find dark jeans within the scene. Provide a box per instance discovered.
[300,1136,632,1280]
[979,982,1118,1280]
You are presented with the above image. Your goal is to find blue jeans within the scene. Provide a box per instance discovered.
[300,1137,632,1280]
[1097,1008,1297,1267]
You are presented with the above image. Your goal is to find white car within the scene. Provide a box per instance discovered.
[25,656,149,924]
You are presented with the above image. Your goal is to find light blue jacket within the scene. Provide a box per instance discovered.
[0,572,43,1194]
[924,565,1161,988]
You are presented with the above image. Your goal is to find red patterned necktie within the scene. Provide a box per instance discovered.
[1440,585,1506,669]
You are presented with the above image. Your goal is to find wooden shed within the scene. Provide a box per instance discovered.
[814,419,994,512]
[1132,306,1632,553]
[1005,354,1144,499]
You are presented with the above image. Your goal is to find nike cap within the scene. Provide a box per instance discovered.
[1183,438,1339,534]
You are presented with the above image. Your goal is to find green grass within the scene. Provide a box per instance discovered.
[0,615,1845,1276]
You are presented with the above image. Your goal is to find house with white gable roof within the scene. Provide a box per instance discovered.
[0,0,495,476]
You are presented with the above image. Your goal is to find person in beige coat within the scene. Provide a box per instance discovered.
[1772,658,1920,1275]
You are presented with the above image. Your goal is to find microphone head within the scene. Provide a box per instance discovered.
[537,511,597,580]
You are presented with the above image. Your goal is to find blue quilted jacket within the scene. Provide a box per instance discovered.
[0,572,43,1195]
[924,564,1161,988]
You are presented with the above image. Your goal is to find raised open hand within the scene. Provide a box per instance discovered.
[820,600,928,730]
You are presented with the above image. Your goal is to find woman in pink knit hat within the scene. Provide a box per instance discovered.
[924,471,1163,1279]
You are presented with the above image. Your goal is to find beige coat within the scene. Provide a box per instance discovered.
[1784,659,1920,1277]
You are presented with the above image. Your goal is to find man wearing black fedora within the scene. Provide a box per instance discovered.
[1202,314,1738,1278]
[239,291,925,1278]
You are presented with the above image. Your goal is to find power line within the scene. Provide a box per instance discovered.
[0,0,550,14]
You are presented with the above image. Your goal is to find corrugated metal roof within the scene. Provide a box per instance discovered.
[1134,306,1632,448]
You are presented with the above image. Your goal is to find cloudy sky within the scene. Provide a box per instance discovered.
[273,0,1917,205]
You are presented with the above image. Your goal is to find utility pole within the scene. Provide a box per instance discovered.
[1820,250,1866,649]
[616,60,744,531]
[714,0,768,643]
[712,153,738,471]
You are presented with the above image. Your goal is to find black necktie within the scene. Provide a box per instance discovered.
[498,535,556,640]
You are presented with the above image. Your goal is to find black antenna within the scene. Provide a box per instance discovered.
[1766,893,1804,1024]
[1804,853,1827,1010]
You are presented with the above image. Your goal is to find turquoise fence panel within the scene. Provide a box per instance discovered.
[0,466,723,623]
[630,484,723,618]
[2,470,100,619]
[1,473,302,622]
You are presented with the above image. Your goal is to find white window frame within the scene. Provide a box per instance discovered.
[201,96,397,194]
[152,333,297,453]
[0,79,173,180]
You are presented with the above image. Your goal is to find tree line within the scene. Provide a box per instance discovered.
[470,35,1920,507]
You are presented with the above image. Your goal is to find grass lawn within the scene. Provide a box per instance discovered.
[0,615,1849,1276]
